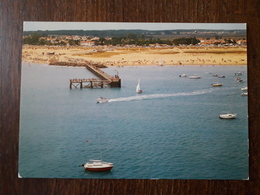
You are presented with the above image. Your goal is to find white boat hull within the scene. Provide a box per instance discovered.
[96,98,109,103]
[241,87,248,91]
[211,83,222,87]
[83,160,113,172]
[189,75,201,79]
[219,113,237,119]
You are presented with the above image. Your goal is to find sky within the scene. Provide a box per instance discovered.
[24,22,246,31]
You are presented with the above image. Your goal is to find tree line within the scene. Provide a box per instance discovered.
[94,33,176,46]
[23,33,80,46]
[23,29,246,38]
[23,33,202,46]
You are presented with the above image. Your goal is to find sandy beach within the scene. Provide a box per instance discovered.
[22,45,247,66]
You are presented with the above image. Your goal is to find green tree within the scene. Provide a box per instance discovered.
[68,39,79,46]
[173,37,200,45]
[23,33,41,45]
[126,33,138,41]
[140,34,146,41]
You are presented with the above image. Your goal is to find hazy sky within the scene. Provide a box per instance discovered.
[24,22,246,31]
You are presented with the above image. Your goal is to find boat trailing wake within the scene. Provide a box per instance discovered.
[108,88,214,103]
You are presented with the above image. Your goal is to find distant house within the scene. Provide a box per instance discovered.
[237,40,247,45]
[80,40,95,46]
[91,37,100,41]
[72,36,81,40]
[198,38,225,45]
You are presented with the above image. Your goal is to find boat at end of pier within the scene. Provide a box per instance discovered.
[96,97,109,103]
[82,160,113,172]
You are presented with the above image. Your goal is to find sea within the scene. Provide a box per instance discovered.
[19,62,248,180]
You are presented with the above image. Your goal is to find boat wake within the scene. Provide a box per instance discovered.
[108,88,214,103]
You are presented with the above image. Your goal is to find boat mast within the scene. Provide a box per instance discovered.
[99,131,103,160]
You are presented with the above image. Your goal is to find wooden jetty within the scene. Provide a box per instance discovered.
[70,64,121,89]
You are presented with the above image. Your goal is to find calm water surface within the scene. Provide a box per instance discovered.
[19,63,248,179]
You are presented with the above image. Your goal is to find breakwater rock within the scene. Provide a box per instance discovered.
[49,61,107,68]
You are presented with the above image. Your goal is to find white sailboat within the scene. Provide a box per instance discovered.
[158,59,164,66]
[82,132,113,172]
[136,79,143,93]
[83,160,113,172]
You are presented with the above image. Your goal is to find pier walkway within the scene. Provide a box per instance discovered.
[70,64,121,89]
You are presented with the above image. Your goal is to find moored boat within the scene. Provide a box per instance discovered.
[189,75,201,79]
[241,87,248,91]
[234,72,243,76]
[83,160,113,172]
[81,132,113,172]
[219,112,237,119]
[211,82,222,87]
[179,74,187,77]
[241,92,248,96]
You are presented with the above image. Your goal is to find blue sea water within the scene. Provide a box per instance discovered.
[19,63,248,180]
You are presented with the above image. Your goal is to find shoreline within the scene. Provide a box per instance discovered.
[22,45,247,66]
[22,61,247,68]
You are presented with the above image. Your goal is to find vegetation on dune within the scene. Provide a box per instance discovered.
[172,37,200,45]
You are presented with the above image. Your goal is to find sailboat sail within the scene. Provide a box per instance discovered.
[136,79,142,93]
[159,59,164,66]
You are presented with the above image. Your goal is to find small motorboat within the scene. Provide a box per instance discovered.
[234,72,243,76]
[237,79,244,83]
[189,75,201,79]
[179,74,187,77]
[219,112,237,119]
[211,82,222,87]
[241,92,248,96]
[241,87,248,91]
[218,75,225,78]
[96,97,109,103]
[82,160,113,172]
